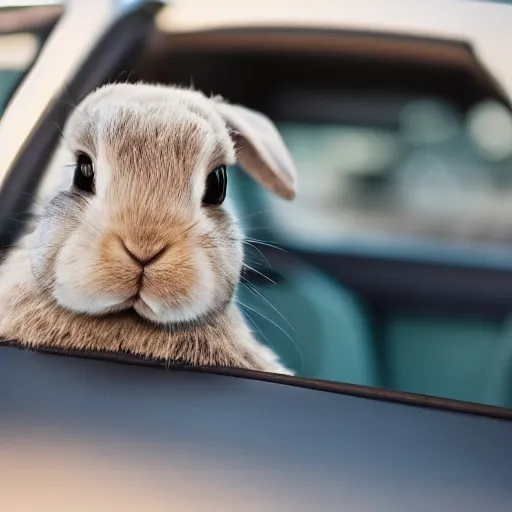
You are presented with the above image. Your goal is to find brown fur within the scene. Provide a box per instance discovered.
[0,249,276,370]
[0,236,289,373]
[0,83,297,374]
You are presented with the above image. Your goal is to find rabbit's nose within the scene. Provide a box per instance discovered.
[120,238,168,267]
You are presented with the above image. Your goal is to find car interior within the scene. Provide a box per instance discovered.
[142,26,512,408]
[2,5,512,511]
[4,4,512,410]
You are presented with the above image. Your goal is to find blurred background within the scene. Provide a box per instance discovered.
[3,0,512,408]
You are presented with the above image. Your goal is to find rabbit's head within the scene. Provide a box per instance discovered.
[29,83,297,326]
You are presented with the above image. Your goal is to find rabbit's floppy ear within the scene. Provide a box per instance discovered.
[214,100,297,200]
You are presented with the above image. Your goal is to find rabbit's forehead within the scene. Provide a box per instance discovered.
[69,99,234,190]
[102,108,221,165]
[81,100,232,156]
[64,88,236,207]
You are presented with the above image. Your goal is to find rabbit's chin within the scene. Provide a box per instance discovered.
[130,294,218,325]
[98,297,211,326]
[52,281,220,327]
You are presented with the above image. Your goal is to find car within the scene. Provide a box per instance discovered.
[1,1,512,510]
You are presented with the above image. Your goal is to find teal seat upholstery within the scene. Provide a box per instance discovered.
[482,315,512,408]
[385,315,502,404]
[228,167,379,386]
[237,261,379,386]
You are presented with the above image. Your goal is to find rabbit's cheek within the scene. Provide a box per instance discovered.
[52,232,139,315]
[53,281,125,315]
[29,192,85,287]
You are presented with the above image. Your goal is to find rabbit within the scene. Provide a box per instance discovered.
[0,83,297,375]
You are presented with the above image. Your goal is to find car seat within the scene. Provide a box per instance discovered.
[228,167,379,386]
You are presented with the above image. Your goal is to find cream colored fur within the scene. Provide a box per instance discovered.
[0,83,297,374]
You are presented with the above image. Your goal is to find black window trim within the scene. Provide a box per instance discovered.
[2,340,511,422]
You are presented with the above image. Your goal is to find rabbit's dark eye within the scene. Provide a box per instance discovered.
[202,165,227,205]
[73,152,94,193]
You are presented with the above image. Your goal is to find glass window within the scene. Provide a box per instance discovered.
[0,3,63,118]
[263,96,512,259]
[0,32,38,115]
[0,3,64,203]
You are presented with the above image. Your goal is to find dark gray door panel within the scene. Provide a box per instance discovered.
[0,347,511,511]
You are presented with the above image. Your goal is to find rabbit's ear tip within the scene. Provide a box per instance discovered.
[216,102,298,199]
[283,187,297,201]
[273,179,297,201]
